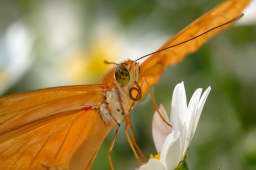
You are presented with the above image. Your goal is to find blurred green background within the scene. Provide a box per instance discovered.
[0,0,255,170]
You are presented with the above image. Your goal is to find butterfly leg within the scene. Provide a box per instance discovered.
[149,89,172,128]
[124,115,147,164]
[108,125,120,170]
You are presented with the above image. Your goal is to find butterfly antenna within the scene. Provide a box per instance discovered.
[135,13,244,61]
[104,60,120,65]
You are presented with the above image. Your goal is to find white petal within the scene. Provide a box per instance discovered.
[137,160,165,170]
[187,88,203,124]
[160,130,181,170]
[152,105,172,152]
[179,122,189,160]
[191,87,211,137]
[237,0,256,25]
[185,88,202,152]
[137,159,166,170]
[170,82,187,131]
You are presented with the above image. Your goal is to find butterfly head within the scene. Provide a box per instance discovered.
[114,60,141,101]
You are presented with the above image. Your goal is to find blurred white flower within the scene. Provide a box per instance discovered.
[237,0,256,25]
[138,82,211,170]
[0,21,33,94]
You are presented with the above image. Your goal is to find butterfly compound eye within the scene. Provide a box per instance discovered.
[115,65,130,86]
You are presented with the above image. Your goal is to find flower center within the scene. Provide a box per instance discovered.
[150,153,160,160]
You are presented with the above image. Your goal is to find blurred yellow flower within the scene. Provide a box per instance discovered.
[64,33,119,83]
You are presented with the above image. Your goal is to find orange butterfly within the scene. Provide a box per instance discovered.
[0,0,250,170]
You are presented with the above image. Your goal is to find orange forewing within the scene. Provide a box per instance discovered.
[0,85,106,135]
[0,85,114,170]
[140,0,251,95]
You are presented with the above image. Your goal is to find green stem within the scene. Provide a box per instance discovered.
[175,160,189,170]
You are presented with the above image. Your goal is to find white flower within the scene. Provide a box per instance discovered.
[0,21,33,94]
[237,0,256,25]
[138,82,211,170]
